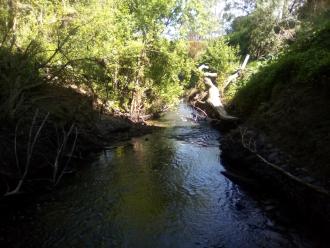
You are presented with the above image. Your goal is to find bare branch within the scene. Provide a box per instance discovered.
[14,122,21,176]
[224,54,250,90]
[39,25,81,69]
[5,110,49,196]
[204,72,218,78]
[239,127,330,197]
[55,126,78,186]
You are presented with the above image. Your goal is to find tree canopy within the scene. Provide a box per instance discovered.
[0,0,328,121]
[0,0,222,121]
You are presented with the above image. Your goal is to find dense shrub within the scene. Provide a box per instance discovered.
[230,18,330,178]
[199,38,239,85]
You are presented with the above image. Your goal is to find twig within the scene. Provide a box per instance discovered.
[239,128,330,197]
[5,110,49,196]
[38,25,81,69]
[54,126,78,186]
[192,105,208,118]
[14,121,21,176]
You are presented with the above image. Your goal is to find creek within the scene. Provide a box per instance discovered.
[0,102,319,247]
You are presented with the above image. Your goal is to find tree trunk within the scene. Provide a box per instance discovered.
[204,78,237,121]
[8,0,18,49]
[130,47,147,121]
[280,0,289,20]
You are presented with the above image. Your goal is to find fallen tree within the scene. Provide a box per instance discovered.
[188,60,251,121]
[203,77,238,120]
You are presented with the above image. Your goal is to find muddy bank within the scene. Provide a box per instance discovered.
[186,82,330,227]
[220,126,330,227]
[0,85,157,199]
[0,116,156,198]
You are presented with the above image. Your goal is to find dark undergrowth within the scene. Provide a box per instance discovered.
[229,14,330,181]
[0,47,148,198]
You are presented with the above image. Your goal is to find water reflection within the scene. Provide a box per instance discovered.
[1,103,318,248]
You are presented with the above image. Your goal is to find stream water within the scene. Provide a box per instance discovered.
[0,103,321,247]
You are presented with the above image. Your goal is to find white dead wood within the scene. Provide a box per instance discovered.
[198,64,209,71]
[196,64,238,120]
[204,77,238,120]
[223,54,250,90]
[204,72,218,78]
[196,64,239,120]
[54,125,78,186]
[5,110,49,196]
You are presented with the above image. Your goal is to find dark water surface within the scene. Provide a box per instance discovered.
[1,103,320,247]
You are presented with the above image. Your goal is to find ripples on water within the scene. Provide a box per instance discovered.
[0,103,319,247]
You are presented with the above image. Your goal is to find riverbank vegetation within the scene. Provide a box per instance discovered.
[0,0,219,196]
[185,1,330,183]
[1,0,330,197]
[226,3,330,181]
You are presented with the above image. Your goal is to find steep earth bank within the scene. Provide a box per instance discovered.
[0,85,155,198]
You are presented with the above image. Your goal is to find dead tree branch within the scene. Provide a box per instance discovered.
[5,110,49,196]
[54,126,78,187]
[223,54,250,90]
[239,127,330,197]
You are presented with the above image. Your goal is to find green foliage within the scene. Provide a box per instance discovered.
[299,0,330,19]
[226,0,313,59]
[180,0,220,38]
[228,7,282,59]
[228,15,253,56]
[0,0,217,119]
[233,18,330,115]
[0,47,42,121]
[229,17,330,176]
[224,60,266,101]
[199,38,239,85]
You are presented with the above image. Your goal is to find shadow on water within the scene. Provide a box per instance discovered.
[0,103,327,247]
